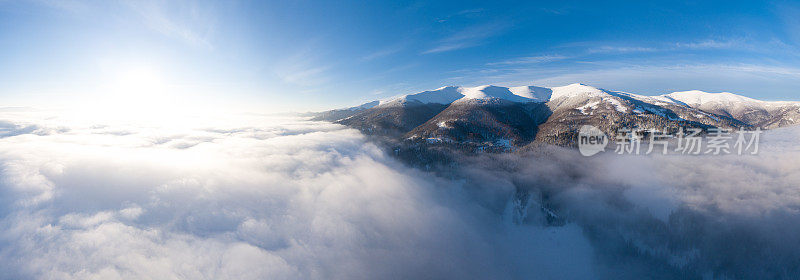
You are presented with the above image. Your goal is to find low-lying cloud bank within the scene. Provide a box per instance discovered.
[0,112,595,279]
[457,133,800,279]
[0,110,798,279]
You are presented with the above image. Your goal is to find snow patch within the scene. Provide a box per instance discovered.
[576,101,600,114]
[605,98,628,113]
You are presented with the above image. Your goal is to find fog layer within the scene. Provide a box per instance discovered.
[0,110,798,279]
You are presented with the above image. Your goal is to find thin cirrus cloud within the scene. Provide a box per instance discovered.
[25,0,89,13]
[585,38,749,54]
[120,0,217,49]
[774,1,800,45]
[26,0,217,49]
[674,39,739,49]
[275,65,331,86]
[422,22,508,54]
[359,45,405,61]
[482,38,750,70]
[270,43,336,88]
[21,0,218,49]
[485,54,571,66]
[586,45,660,54]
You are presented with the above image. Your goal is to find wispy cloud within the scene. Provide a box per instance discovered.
[423,22,507,54]
[278,65,331,85]
[476,38,774,73]
[486,55,570,66]
[24,0,89,13]
[587,39,745,54]
[8,0,218,48]
[675,39,739,49]
[121,0,217,49]
[539,7,570,15]
[774,2,800,46]
[360,45,404,61]
[273,45,334,88]
[455,8,484,16]
[587,46,659,54]
[423,43,473,54]
[435,8,484,23]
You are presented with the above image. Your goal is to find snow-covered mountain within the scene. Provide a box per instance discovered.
[309,100,379,121]
[312,83,800,149]
[663,90,800,128]
[387,86,464,105]
[378,85,540,106]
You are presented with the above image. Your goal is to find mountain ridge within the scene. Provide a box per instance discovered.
[312,83,800,150]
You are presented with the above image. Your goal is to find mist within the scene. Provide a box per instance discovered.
[0,110,798,279]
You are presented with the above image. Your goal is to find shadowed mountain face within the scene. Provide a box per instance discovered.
[335,101,450,137]
[313,83,800,150]
[408,100,551,147]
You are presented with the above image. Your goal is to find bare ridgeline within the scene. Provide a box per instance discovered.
[312,83,799,166]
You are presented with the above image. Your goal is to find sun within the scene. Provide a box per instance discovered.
[113,66,165,99]
[71,63,188,124]
[66,60,225,125]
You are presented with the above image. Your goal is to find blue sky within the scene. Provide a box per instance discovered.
[1,0,800,111]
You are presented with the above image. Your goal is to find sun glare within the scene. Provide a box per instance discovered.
[114,66,165,99]
[71,63,210,125]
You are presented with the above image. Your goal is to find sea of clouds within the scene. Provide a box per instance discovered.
[0,108,799,279]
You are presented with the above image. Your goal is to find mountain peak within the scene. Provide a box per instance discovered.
[383,86,463,106]
[550,83,607,100]
[509,86,552,102]
[435,85,459,91]
[666,90,758,105]
[458,85,536,103]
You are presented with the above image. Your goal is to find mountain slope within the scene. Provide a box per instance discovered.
[310,100,379,122]
[525,84,747,145]
[663,90,800,128]
[407,99,550,149]
[337,101,450,137]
